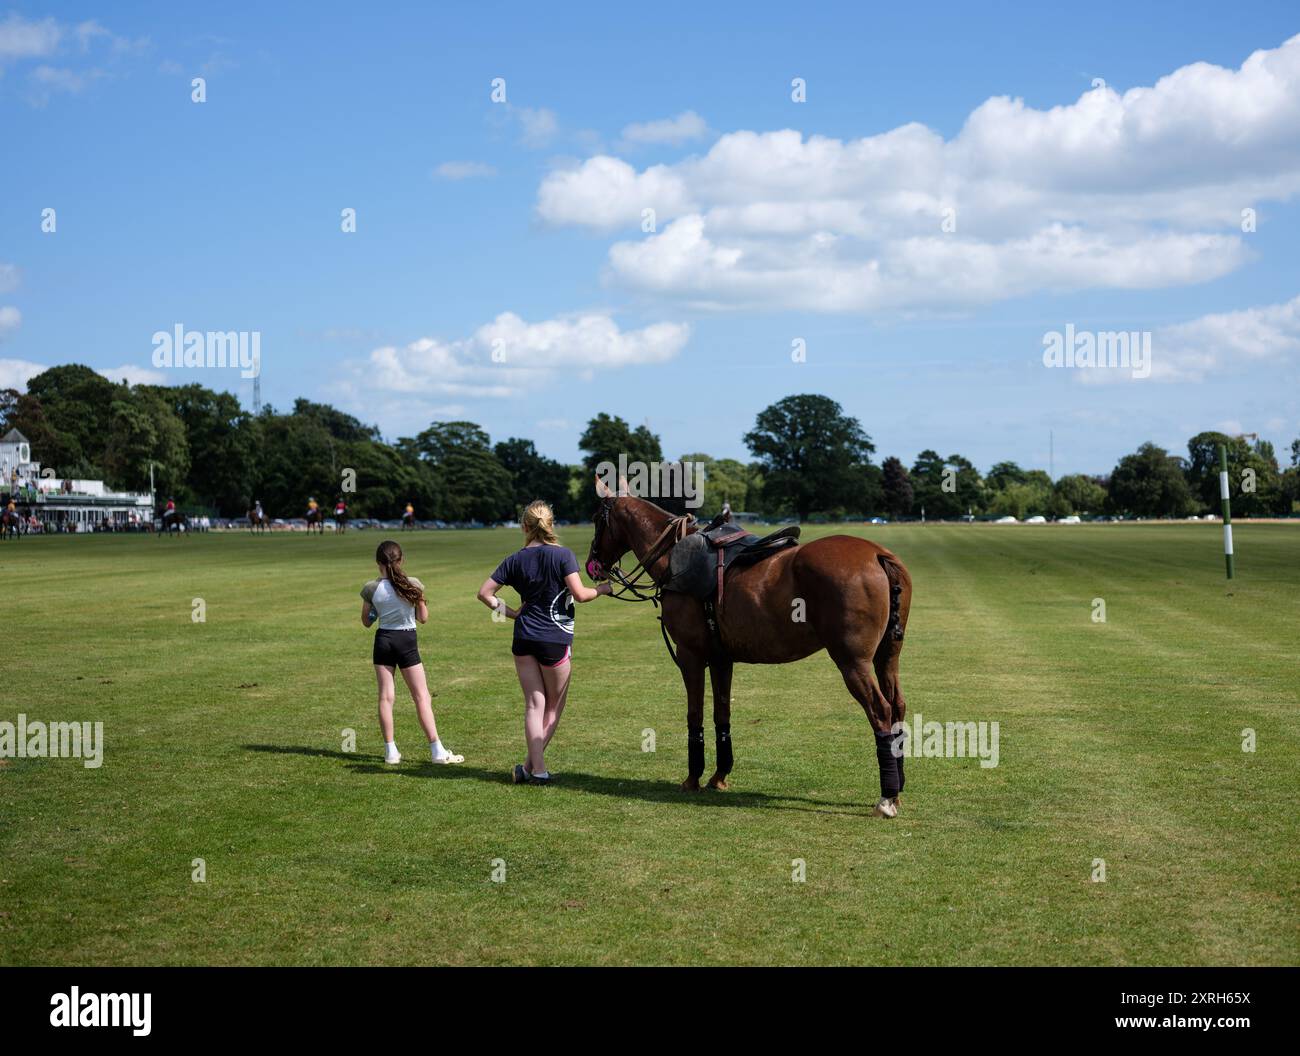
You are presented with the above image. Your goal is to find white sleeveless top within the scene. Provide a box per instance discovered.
[360,576,424,631]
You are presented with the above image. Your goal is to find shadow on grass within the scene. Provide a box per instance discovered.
[243,743,869,817]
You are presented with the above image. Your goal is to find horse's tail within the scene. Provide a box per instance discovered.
[877,552,910,644]
[873,551,911,723]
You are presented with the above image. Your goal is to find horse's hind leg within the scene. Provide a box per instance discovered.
[835,652,904,817]
[706,658,734,790]
[679,653,708,792]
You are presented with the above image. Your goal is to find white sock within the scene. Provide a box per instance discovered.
[532,770,549,779]
[430,739,448,760]
[385,740,399,758]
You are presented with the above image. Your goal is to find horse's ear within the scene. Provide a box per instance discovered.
[617,474,631,497]
[722,502,733,522]
[594,474,614,499]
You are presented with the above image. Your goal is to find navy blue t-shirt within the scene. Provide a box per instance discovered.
[491,544,581,643]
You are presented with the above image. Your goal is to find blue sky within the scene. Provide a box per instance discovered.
[2,1,1299,477]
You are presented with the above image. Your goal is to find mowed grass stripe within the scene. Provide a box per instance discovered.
[0,526,1296,965]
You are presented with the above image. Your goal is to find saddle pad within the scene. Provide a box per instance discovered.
[665,533,715,599]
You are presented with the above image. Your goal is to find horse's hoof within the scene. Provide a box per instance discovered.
[872,797,898,819]
[680,777,701,792]
[706,774,729,790]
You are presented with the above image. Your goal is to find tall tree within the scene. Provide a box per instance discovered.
[742,394,878,520]
[911,450,984,518]
[881,456,913,518]
[494,437,573,515]
[1052,474,1108,517]
[407,421,513,522]
[1108,443,1196,517]
[578,413,663,475]
[1186,431,1287,516]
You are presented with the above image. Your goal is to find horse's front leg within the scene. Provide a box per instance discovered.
[679,651,707,792]
[707,658,734,790]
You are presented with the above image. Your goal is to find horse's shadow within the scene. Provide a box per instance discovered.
[242,743,868,817]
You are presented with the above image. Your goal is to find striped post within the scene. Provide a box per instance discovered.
[1219,444,1234,579]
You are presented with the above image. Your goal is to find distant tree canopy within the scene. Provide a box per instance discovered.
[578,413,662,475]
[743,394,880,520]
[1108,443,1197,518]
[2,369,1294,522]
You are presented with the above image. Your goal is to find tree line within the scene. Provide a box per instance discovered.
[3,367,1296,521]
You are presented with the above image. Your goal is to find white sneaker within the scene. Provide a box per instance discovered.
[872,796,898,819]
[384,748,402,765]
[431,745,464,764]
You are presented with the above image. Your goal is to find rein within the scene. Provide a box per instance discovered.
[601,511,695,603]
[594,506,697,667]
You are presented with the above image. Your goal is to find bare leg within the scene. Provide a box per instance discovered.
[514,655,548,774]
[375,664,397,743]
[398,662,441,744]
[539,656,571,752]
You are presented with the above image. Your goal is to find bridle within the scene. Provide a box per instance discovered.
[588,497,700,668]
[589,498,696,604]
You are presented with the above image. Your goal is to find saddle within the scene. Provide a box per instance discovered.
[665,505,800,604]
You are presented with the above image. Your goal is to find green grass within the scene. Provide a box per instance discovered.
[2,523,1297,966]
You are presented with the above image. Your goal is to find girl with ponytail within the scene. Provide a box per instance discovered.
[477,499,611,784]
[361,540,462,765]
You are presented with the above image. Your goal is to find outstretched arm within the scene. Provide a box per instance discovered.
[566,572,611,603]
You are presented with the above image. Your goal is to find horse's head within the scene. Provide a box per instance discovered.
[586,494,628,582]
[587,473,639,581]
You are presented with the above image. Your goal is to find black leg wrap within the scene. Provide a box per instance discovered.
[874,731,902,799]
[688,725,705,779]
[715,723,733,775]
[896,743,905,795]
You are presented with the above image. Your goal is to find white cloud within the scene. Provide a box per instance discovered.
[1065,292,1300,385]
[620,110,710,148]
[1150,294,1300,383]
[0,13,61,63]
[335,311,690,405]
[537,156,693,230]
[434,160,497,180]
[0,357,43,389]
[515,106,558,148]
[29,64,106,97]
[0,306,20,339]
[538,34,1300,313]
[97,364,167,386]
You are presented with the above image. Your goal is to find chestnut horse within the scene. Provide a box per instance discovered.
[305,507,325,535]
[586,490,912,817]
[1,508,20,541]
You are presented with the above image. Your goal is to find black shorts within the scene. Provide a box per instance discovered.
[373,628,422,669]
[511,639,572,666]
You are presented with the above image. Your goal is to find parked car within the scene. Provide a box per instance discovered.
[868,517,888,525]
[994,515,1018,524]
[1025,515,1047,524]
[1059,515,1082,524]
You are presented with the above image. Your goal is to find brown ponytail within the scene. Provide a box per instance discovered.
[376,540,423,605]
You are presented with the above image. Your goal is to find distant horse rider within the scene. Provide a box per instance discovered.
[334,496,349,533]
[402,502,415,530]
[307,496,319,519]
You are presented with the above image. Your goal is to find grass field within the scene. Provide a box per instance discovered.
[2,522,1297,966]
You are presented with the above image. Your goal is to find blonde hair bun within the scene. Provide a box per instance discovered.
[522,499,560,545]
